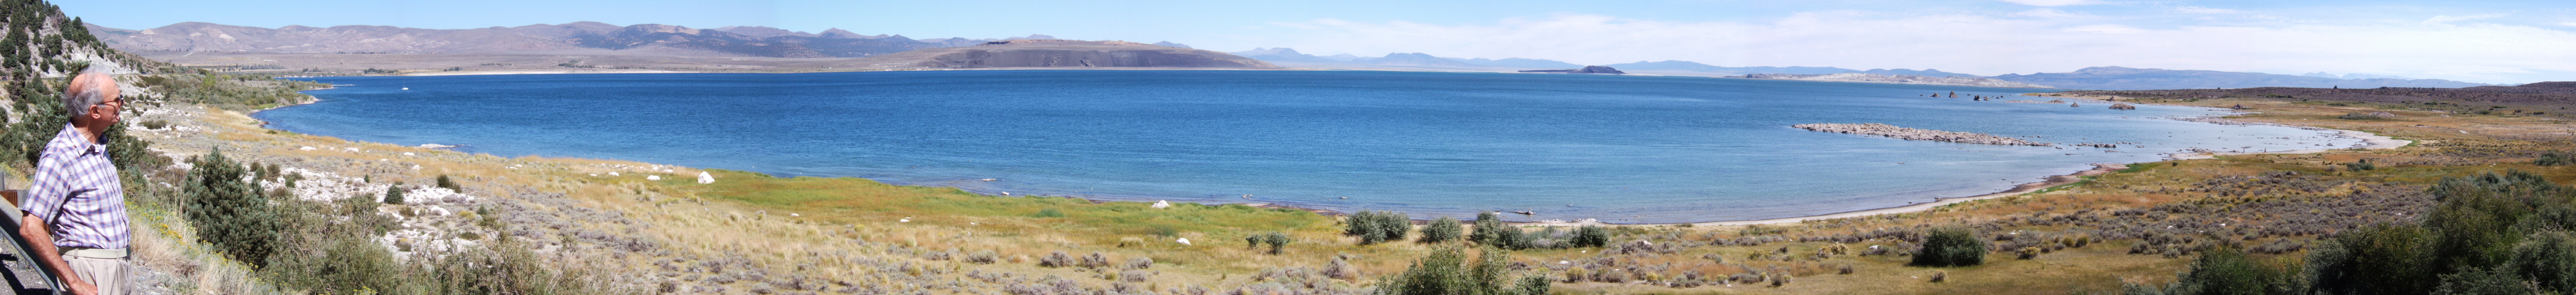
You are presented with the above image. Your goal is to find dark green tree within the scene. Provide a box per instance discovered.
[1571,225,1611,248]
[185,149,281,268]
[1911,226,1986,267]
[384,182,405,205]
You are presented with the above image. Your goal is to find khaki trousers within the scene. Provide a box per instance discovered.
[62,255,131,295]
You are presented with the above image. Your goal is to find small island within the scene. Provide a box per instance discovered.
[1518,65,1626,74]
[1793,123,2053,146]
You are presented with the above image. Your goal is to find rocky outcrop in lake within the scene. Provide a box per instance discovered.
[1792,123,2052,146]
[1741,73,2053,88]
[2109,103,2136,110]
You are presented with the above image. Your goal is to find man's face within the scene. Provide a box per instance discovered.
[86,81,121,124]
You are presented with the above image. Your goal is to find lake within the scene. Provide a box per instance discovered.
[262,70,2357,223]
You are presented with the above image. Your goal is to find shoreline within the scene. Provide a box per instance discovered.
[252,73,2412,228]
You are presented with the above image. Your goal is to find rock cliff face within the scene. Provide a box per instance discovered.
[850,40,1277,68]
[1743,73,2053,88]
[1517,65,1625,74]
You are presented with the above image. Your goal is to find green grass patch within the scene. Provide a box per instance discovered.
[685,169,1326,238]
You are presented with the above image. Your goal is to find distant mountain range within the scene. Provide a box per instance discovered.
[1229,49,2493,89]
[84,22,1194,58]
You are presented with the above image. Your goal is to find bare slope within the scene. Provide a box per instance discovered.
[845,40,1277,68]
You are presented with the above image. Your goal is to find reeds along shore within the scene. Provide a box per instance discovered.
[1792,123,2053,146]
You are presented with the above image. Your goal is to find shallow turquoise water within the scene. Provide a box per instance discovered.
[262,70,2356,223]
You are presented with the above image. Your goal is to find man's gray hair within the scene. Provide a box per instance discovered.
[62,67,113,118]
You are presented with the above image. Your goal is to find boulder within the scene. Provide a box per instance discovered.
[2109,103,2136,110]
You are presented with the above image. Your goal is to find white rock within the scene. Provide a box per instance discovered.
[345,147,359,152]
[403,152,415,156]
[429,206,451,216]
[646,175,661,181]
[1151,200,1170,209]
[410,165,420,170]
[609,172,620,176]
[1176,238,1192,245]
[697,171,714,184]
[299,146,315,150]
[899,218,911,222]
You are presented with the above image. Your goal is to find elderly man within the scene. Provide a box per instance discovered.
[19,67,130,295]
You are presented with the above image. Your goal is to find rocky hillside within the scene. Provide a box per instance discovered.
[1989,66,2493,90]
[846,40,1277,68]
[1743,73,2052,88]
[84,22,1002,58]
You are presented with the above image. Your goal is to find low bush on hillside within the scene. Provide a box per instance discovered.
[1345,210,1411,245]
[1377,245,1549,295]
[1912,226,1986,267]
[2122,171,2576,294]
[1419,217,1463,243]
[2539,152,2574,166]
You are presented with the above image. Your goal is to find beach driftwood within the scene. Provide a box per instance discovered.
[1792,123,2053,146]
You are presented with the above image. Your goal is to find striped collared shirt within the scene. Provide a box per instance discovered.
[22,124,128,250]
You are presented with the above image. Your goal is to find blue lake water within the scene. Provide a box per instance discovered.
[262,70,2358,223]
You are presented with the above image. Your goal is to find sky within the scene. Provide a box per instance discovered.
[59,0,2576,84]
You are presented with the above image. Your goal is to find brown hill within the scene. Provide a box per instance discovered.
[844,40,1277,68]
[84,22,994,58]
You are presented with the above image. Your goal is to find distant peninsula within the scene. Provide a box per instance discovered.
[1517,65,1625,74]
[1741,73,2054,88]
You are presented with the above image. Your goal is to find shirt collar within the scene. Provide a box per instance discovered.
[60,125,105,155]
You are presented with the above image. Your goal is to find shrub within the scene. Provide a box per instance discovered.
[2538,152,2575,166]
[1470,212,1528,250]
[1420,217,1463,243]
[1929,270,1947,283]
[1571,225,1611,248]
[1262,232,1292,254]
[2435,267,2531,295]
[2017,247,2042,260]
[2348,159,2377,171]
[1039,251,1074,267]
[1245,234,1262,248]
[1378,245,1531,294]
[185,149,282,268]
[1079,252,1111,268]
[1345,210,1412,245]
[384,182,406,204]
[1911,226,1986,267]
[965,250,999,264]
[2512,230,2576,294]
[436,174,461,191]
[2305,223,2436,294]
[1122,257,1153,270]
[1324,256,1357,280]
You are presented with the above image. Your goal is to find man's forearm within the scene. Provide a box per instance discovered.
[20,215,85,288]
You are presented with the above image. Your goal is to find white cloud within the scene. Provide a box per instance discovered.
[2062,24,2145,34]
[2173,6,2241,14]
[2423,14,2506,24]
[2011,8,2088,19]
[1220,12,2576,83]
[1999,0,2102,6]
[2560,22,2576,27]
